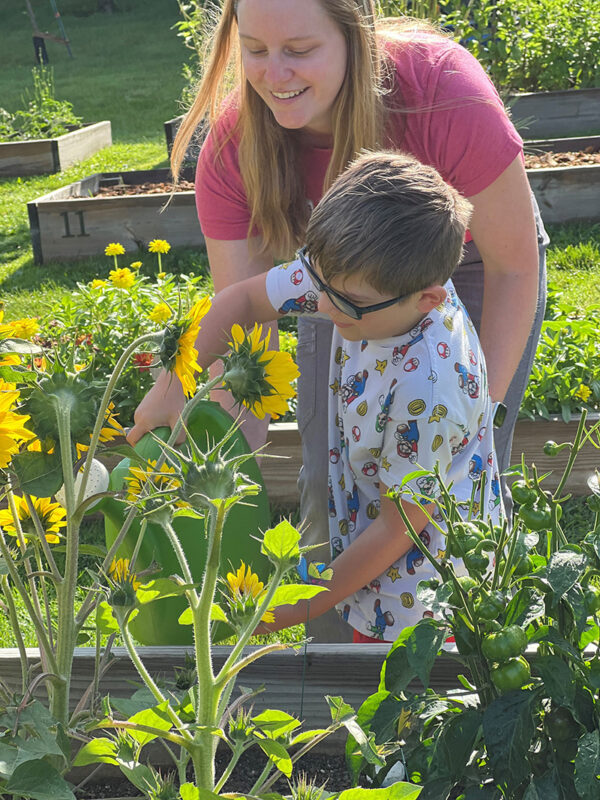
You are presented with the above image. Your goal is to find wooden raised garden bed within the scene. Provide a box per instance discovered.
[509,87,600,139]
[27,166,204,264]
[262,414,599,506]
[0,121,112,178]
[525,135,600,224]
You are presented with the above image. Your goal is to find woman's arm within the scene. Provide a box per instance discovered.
[127,236,274,446]
[467,155,540,402]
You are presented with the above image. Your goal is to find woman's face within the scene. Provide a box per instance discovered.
[236,0,348,137]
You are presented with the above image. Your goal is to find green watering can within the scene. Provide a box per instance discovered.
[102,401,272,645]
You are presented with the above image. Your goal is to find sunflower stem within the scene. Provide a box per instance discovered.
[77,331,160,511]
[22,492,61,583]
[1,575,28,694]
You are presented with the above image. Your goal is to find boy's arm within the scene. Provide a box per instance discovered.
[193,273,282,372]
[261,488,432,632]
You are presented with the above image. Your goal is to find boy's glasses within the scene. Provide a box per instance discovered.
[298,246,408,321]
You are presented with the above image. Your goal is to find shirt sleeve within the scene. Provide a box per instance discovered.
[264,259,322,317]
[195,110,255,240]
[423,42,523,197]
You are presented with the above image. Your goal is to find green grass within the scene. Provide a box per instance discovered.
[0,0,187,142]
[546,222,600,309]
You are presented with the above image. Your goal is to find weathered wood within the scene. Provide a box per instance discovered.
[527,163,600,224]
[0,121,112,177]
[524,135,600,154]
[27,167,204,264]
[509,87,600,139]
[164,114,207,163]
[261,415,598,507]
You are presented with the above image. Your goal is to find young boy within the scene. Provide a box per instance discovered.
[182,152,502,641]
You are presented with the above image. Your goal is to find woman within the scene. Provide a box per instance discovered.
[130,0,547,641]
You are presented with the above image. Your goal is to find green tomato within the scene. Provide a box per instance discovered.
[448,575,478,606]
[490,656,531,692]
[464,551,490,575]
[482,624,528,662]
[447,522,485,558]
[519,504,552,531]
[544,706,580,743]
[511,480,537,507]
[475,590,506,621]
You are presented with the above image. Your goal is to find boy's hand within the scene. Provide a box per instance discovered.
[127,369,186,445]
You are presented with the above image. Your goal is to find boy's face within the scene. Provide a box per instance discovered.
[314,267,423,342]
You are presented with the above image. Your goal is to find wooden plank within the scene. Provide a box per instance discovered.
[0,122,111,177]
[56,121,112,170]
[0,137,55,176]
[261,415,598,505]
[527,164,600,224]
[524,135,600,153]
[509,88,600,139]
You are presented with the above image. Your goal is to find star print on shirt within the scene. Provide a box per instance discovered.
[329,378,340,395]
[341,351,350,366]
[387,566,401,582]
[375,359,387,375]
[436,548,446,559]
[381,456,392,472]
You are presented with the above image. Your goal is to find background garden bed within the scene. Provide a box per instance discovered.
[27,167,204,264]
[0,120,112,177]
[509,87,600,139]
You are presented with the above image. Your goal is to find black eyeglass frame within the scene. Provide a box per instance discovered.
[297,246,408,321]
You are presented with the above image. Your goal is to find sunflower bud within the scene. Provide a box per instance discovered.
[107,558,140,611]
[180,458,236,510]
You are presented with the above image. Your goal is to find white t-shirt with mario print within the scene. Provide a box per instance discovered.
[265,259,503,641]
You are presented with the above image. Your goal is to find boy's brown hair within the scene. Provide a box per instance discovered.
[305,151,473,296]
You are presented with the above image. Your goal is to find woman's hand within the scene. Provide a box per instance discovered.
[127,369,186,445]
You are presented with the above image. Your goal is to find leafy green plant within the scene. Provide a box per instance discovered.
[0,66,82,142]
[34,242,209,427]
[0,295,413,799]
[520,289,600,422]
[173,0,206,110]
[348,415,600,798]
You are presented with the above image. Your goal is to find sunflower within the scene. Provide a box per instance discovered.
[222,324,299,420]
[0,494,66,544]
[124,459,183,502]
[109,268,135,290]
[76,402,125,459]
[159,298,212,397]
[0,385,33,469]
[225,562,275,624]
[107,557,141,610]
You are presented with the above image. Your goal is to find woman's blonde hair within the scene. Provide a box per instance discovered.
[172,0,437,258]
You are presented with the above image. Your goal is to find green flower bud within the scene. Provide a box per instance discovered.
[181,458,236,509]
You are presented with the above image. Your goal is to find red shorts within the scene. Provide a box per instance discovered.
[353,629,391,644]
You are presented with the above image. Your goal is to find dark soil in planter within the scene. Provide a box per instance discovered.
[524,149,600,168]
[78,751,355,798]
[75,179,196,198]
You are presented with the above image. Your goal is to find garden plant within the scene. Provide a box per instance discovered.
[348,413,600,798]
[0,280,417,799]
[0,66,83,143]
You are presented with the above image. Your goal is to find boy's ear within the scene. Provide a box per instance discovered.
[415,285,447,314]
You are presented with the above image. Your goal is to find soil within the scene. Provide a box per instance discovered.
[524,148,600,168]
[73,149,599,201]
[77,751,356,798]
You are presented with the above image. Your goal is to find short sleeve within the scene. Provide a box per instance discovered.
[195,109,254,240]
[264,259,322,317]
[389,37,523,198]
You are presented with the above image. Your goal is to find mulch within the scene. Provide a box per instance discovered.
[524,148,600,168]
[76,149,599,200]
